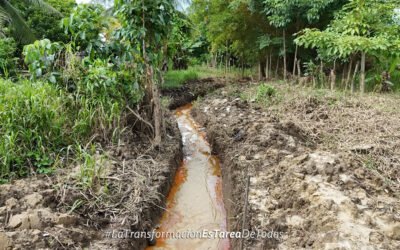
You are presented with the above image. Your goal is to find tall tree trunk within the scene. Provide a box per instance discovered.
[283,29,287,81]
[293,44,298,76]
[345,58,353,91]
[360,52,366,94]
[341,63,347,88]
[330,61,336,91]
[269,51,272,78]
[320,61,324,87]
[241,59,244,78]
[152,66,162,146]
[225,43,228,78]
[265,54,269,79]
[212,53,217,68]
[275,56,280,78]
[297,59,301,78]
[352,61,360,94]
[142,0,161,146]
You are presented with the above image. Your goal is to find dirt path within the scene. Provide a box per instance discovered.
[192,82,400,249]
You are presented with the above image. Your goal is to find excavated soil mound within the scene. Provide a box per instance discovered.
[0,112,182,250]
[162,78,225,109]
[192,83,400,249]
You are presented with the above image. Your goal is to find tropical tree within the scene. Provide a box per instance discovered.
[115,0,176,145]
[0,0,60,44]
[296,0,400,93]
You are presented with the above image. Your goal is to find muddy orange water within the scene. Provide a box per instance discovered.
[147,104,230,250]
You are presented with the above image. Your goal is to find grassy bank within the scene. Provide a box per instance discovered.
[164,69,199,89]
[0,73,140,182]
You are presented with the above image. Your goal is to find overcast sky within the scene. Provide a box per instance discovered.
[76,0,190,10]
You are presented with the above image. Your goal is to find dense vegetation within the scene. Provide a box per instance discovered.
[0,0,187,182]
[0,0,399,182]
[189,0,400,92]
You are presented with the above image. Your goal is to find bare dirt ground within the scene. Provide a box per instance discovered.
[192,82,400,249]
[0,112,182,250]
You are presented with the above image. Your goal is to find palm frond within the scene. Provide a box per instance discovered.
[0,0,36,43]
[0,7,8,37]
[0,7,9,27]
[27,0,62,16]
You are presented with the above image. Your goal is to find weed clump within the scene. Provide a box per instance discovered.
[240,83,278,106]
[255,83,277,102]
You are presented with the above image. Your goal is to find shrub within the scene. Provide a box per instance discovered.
[71,59,143,141]
[23,39,62,83]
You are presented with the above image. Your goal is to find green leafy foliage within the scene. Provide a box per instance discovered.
[10,0,75,43]
[23,39,62,82]
[0,0,65,44]
[62,4,106,57]
[115,0,175,68]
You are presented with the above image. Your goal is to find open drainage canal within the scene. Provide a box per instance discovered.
[147,104,230,250]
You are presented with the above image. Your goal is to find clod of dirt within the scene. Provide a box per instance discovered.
[5,198,18,210]
[7,209,53,230]
[56,214,77,226]
[0,232,12,250]
[23,193,43,208]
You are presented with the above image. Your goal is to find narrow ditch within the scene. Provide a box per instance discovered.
[147,103,230,250]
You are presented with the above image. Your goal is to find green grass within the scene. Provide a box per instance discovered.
[0,62,141,182]
[0,79,67,180]
[163,69,199,89]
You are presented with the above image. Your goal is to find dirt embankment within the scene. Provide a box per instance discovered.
[162,78,225,109]
[0,112,182,250]
[192,83,400,249]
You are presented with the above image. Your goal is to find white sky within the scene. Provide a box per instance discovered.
[76,0,190,10]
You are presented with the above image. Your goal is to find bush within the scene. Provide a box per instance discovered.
[23,39,62,83]
[72,59,142,140]
[0,79,66,181]
[0,38,18,78]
